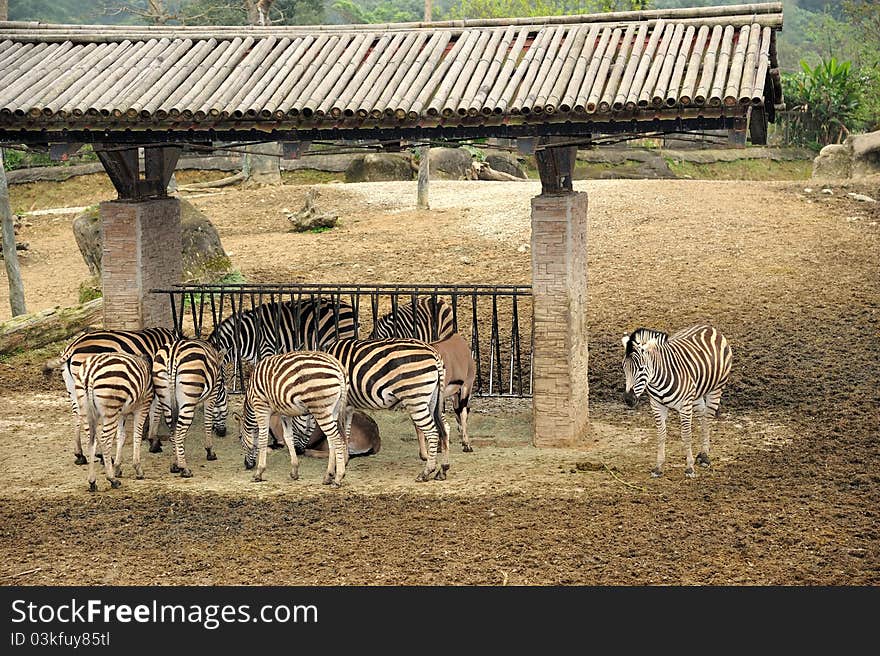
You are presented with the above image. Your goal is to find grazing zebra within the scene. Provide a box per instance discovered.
[236,351,349,487]
[74,352,154,492]
[149,338,227,478]
[325,338,448,482]
[373,297,455,342]
[622,324,733,478]
[44,327,176,465]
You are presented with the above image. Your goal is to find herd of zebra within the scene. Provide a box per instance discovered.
[44,296,478,490]
[43,292,734,489]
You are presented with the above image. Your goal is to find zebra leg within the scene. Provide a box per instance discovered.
[113,416,126,478]
[415,424,428,461]
[203,394,217,461]
[254,416,271,482]
[315,413,346,488]
[281,417,300,480]
[73,407,88,465]
[436,417,451,479]
[101,417,122,489]
[649,399,668,478]
[455,393,473,453]
[148,396,163,453]
[87,422,99,492]
[695,397,711,468]
[679,399,697,478]
[132,403,148,480]
[172,410,195,478]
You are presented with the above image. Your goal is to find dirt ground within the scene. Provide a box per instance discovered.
[0,172,878,585]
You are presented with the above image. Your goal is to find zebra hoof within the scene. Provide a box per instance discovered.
[170,463,182,474]
[434,469,447,481]
[149,442,162,454]
[135,470,144,480]
[290,471,299,481]
[88,481,97,493]
[441,463,450,472]
[684,467,696,479]
[214,426,227,437]
[75,454,87,465]
[252,474,264,483]
[114,465,123,478]
[329,481,343,489]
[180,468,193,478]
[322,474,332,485]
[416,470,433,482]
[206,449,217,461]
[650,467,664,478]
[696,452,711,467]
[110,479,121,489]
[462,444,473,453]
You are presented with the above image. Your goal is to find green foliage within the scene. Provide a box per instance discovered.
[442,0,650,20]
[172,0,324,25]
[78,277,103,304]
[781,57,862,149]
[330,0,425,23]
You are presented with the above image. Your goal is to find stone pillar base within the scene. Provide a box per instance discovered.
[100,198,181,330]
[531,191,589,447]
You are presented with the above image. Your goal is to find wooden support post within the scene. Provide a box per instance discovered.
[728,115,748,147]
[1,148,26,317]
[417,145,430,210]
[95,144,181,201]
[530,137,589,447]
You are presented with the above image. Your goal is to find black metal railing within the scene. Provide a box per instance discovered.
[152,283,533,398]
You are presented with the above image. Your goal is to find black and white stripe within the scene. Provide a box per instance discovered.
[237,351,349,487]
[373,297,455,342]
[45,327,176,465]
[150,338,226,478]
[325,338,448,482]
[74,352,155,492]
[622,324,733,478]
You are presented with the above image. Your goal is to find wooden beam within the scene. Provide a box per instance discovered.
[144,145,180,195]
[534,136,577,194]
[95,144,140,199]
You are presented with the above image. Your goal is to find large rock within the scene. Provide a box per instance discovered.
[72,199,233,284]
[812,144,852,179]
[485,152,528,179]
[428,147,474,180]
[850,130,880,178]
[344,153,413,182]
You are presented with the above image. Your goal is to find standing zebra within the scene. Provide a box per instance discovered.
[622,324,733,478]
[325,338,448,482]
[373,296,455,342]
[44,327,176,465]
[149,338,227,478]
[74,352,154,492]
[236,351,349,487]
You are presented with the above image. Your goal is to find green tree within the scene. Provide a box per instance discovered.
[782,58,861,148]
[442,0,650,19]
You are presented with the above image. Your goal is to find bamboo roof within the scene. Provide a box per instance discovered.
[0,3,783,136]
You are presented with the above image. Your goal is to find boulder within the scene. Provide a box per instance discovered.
[850,130,880,178]
[344,153,413,182]
[812,144,852,179]
[485,152,528,178]
[72,199,233,285]
[428,147,474,180]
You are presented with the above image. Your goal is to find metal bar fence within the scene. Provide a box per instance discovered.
[152,283,534,398]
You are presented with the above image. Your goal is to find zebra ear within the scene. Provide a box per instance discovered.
[621,335,629,348]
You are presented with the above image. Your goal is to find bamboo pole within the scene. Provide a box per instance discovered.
[71,40,142,117]
[281,36,340,117]
[586,27,623,113]
[245,36,305,118]
[57,42,131,118]
[274,35,331,118]
[234,37,300,117]
[349,32,406,118]
[650,21,684,107]
[751,26,772,104]
[211,36,279,118]
[708,25,735,106]
[530,26,579,114]
[426,30,479,117]
[400,32,451,119]
[738,23,762,104]
[377,32,431,117]
[294,36,353,118]
[457,27,504,116]
[624,20,664,110]
[26,42,103,114]
[330,33,390,118]
[512,27,561,114]
[0,42,49,92]
[388,31,445,119]
[678,24,709,105]
[663,24,693,106]
[500,26,549,114]
[443,29,492,117]
[306,34,370,118]
[637,23,673,108]
[366,32,425,118]
[724,24,751,106]
[483,27,529,115]
[177,38,246,119]
[612,22,647,111]
[89,40,166,117]
[130,38,206,118]
[694,25,722,105]
[120,38,193,118]
[468,26,514,115]
[519,26,566,114]
[546,25,589,114]
[599,23,635,113]
[6,41,75,115]
[318,33,375,118]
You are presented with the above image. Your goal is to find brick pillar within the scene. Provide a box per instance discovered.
[100,198,181,330]
[531,191,589,447]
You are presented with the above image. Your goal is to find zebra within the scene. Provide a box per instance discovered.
[325,338,448,482]
[149,338,227,478]
[622,324,733,479]
[372,296,455,342]
[44,327,176,465]
[235,351,349,487]
[74,352,154,492]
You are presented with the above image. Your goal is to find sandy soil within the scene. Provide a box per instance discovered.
[0,173,878,585]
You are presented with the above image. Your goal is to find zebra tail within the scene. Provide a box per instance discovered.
[169,360,180,431]
[85,386,99,448]
[431,365,448,443]
[43,357,64,376]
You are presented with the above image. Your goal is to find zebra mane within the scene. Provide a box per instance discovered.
[625,328,669,355]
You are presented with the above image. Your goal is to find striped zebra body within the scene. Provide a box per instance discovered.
[237,351,349,487]
[74,352,154,492]
[373,297,455,342]
[208,297,356,367]
[150,338,226,478]
[45,327,176,465]
[622,324,733,478]
[325,338,448,482]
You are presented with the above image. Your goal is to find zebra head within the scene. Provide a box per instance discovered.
[621,328,665,407]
